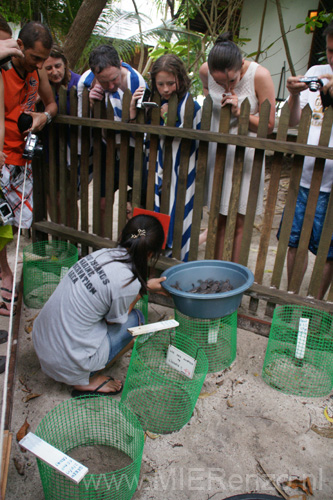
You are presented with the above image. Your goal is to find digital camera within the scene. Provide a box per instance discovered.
[299,76,323,92]
[23,132,43,160]
[136,87,158,109]
[0,198,14,225]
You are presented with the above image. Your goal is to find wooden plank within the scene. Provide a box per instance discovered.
[32,158,47,242]
[92,100,102,235]
[118,89,131,233]
[131,108,145,210]
[290,107,333,294]
[103,100,116,240]
[239,99,271,266]
[58,87,68,226]
[1,431,12,500]
[69,86,78,229]
[54,114,333,159]
[80,88,91,256]
[48,119,57,223]
[308,189,333,298]
[160,94,178,214]
[172,95,194,260]
[205,105,231,259]
[188,96,212,261]
[145,95,161,211]
[223,98,250,261]
[269,105,312,290]
[249,102,289,313]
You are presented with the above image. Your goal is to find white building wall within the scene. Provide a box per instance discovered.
[239,0,316,99]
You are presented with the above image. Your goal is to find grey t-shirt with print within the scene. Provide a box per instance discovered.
[33,248,140,385]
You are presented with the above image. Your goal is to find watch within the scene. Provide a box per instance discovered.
[43,111,52,124]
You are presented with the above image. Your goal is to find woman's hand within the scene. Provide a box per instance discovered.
[221,90,239,117]
[160,103,168,121]
[147,276,169,295]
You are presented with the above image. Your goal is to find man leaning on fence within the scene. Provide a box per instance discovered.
[278,21,333,300]
[0,21,57,316]
[77,45,147,233]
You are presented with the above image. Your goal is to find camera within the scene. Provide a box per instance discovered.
[299,76,323,92]
[23,132,43,160]
[0,198,14,225]
[136,87,158,109]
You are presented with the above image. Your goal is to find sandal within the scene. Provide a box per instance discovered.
[0,302,16,317]
[1,287,18,304]
[71,376,123,398]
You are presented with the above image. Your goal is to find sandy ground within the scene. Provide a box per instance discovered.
[1,161,333,500]
[2,275,333,500]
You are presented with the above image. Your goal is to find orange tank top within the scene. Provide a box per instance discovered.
[1,62,39,166]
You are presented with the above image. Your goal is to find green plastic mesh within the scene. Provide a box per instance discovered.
[35,396,144,500]
[23,240,78,309]
[121,329,208,434]
[135,295,148,323]
[175,310,237,373]
[262,305,333,397]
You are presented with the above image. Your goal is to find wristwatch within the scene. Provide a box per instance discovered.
[43,111,52,124]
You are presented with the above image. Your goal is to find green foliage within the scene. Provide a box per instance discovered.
[296,11,333,35]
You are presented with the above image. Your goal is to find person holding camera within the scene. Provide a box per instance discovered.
[278,21,333,300]
[0,21,57,315]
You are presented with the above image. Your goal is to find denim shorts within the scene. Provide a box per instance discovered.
[277,186,333,260]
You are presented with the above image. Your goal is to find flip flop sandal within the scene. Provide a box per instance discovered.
[0,356,6,374]
[0,302,16,317]
[1,287,18,304]
[71,376,123,398]
[0,330,8,344]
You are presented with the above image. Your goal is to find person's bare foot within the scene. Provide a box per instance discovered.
[73,374,122,394]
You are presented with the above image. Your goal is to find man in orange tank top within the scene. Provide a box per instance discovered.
[0,21,57,315]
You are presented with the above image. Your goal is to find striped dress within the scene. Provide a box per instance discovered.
[153,93,201,261]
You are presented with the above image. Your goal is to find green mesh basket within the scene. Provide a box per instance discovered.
[135,295,148,323]
[175,310,237,373]
[35,396,144,500]
[23,240,78,309]
[121,329,208,434]
[262,305,333,397]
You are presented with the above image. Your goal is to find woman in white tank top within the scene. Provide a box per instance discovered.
[199,33,275,262]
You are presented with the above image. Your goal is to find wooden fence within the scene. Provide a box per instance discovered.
[32,87,333,332]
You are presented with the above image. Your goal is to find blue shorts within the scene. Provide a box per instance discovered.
[277,186,333,260]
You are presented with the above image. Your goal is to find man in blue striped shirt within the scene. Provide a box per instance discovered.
[77,45,147,231]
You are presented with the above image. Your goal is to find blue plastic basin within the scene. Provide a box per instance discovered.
[162,260,254,319]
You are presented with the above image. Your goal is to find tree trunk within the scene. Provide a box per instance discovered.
[275,0,296,76]
[63,0,108,69]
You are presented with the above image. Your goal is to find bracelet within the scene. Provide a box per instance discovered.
[44,111,52,124]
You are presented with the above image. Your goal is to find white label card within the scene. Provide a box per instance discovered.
[166,345,197,379]
[295,317,309,360]
[19,432,88,484]
[128,319,179,336]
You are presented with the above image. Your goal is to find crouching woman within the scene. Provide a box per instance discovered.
[33,215,166,397]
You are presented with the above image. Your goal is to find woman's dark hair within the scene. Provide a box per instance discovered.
[118,214,165,294]
[208,32,242,74]
[47,44,71,87]
[150,54,191,100]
